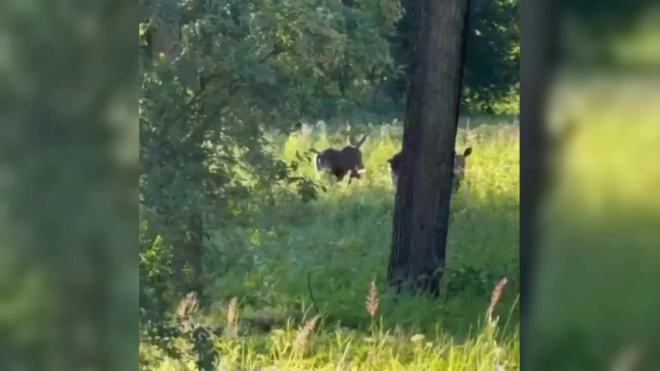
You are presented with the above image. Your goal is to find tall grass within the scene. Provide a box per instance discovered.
[141,115,521,370]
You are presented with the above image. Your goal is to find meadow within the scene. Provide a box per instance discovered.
[140,115,521,370]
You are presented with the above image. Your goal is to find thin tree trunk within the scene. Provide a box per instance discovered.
[173,212,204,300]
[387,0,471,296]
[144,11,206,304]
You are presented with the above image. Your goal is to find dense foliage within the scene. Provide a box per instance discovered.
[388,0,519,113]
[139,0,404,347]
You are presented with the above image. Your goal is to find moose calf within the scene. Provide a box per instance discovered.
[387,147,473,193]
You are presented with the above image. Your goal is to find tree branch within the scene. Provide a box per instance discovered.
[157,46,283,141]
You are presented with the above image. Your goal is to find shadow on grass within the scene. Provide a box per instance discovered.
[205,183,519,342]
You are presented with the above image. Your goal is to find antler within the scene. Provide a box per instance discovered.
[346,121,357,146]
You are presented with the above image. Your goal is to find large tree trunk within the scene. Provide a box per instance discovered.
[520,0,558,356]
[387,0,472,296]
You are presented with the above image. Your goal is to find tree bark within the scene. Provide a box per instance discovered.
[520,0,559,361]
[173,212,205,300]
[387,0,471,296]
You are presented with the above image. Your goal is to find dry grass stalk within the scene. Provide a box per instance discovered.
[293,314,321,351]
[224,297,239,338]
[486,277,508,323]
[609,344,642,371]
[366,281,380,318]
[176,292,199,320]
[175,292,199,333]
[227,297,238,324]
[299,121,313,140]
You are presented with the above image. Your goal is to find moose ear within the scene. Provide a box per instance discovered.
[463,147,473,157]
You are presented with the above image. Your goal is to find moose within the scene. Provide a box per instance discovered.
[313,124,368,183]
[387,147,473,193]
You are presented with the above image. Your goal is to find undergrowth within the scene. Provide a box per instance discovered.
[140,115,521,370]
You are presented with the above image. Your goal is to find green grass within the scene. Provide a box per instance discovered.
[140,115,520,370]
[529,78,660,369]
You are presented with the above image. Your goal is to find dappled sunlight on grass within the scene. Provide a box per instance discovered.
[187,117,521,368]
